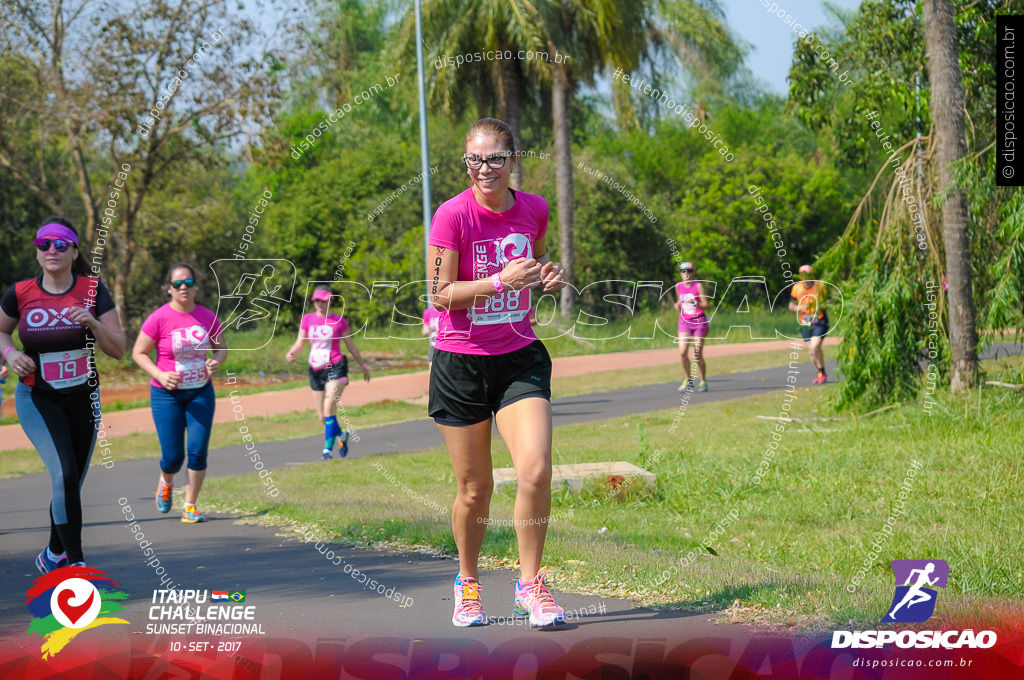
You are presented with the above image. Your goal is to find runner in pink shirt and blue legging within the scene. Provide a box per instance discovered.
[429,117,568,629]
[133,263,227,524]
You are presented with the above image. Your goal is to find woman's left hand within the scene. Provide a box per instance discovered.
[206,358,222,375]
[539,261,566,292]
[361,364,371,382]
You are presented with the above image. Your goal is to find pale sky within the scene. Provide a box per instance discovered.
[720,0,863,94]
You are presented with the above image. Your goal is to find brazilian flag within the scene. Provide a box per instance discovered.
[229,591,246,602]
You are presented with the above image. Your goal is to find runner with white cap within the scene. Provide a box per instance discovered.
[673,261,711,392]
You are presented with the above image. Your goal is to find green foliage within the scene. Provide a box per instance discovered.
[789,0,1015,408]
[566,102,853,308]
[953,151,1024,338]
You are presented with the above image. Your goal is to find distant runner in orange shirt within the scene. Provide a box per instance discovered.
[788,264,831,384]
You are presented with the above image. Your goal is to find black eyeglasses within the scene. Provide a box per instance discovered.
[463,152,514,170]
[36,239,72,253]
[170,279,196,289]
[680,268,694,273]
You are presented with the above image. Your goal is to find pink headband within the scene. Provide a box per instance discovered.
[35,224,79,246]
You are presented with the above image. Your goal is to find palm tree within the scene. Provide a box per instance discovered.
[922,0,977,390]
[393,0,545,188]
[396,0,739,317]
[523,0,739,316]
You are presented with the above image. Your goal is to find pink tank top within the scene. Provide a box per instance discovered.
[676,280,705,319]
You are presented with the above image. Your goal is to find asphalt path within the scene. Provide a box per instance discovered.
[0,344,1016,672]
[302,358,838,460]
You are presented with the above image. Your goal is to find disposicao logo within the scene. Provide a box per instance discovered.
[832,558,997,650]
[884,559,947,623]
[25,566,129,659]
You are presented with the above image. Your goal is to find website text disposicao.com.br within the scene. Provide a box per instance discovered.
[435,49,570,69]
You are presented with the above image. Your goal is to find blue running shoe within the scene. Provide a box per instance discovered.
[181,504,207,523]
[322,448,333,460]
[338,430,349,458]
[36,547,68,574]
[156,479,173,513]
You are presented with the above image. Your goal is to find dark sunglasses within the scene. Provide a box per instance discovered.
[170,279,196,289]
[463,153,513,170]
[680,268,694,273]
[36,239,72,253]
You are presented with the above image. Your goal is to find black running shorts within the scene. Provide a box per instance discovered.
[308,357,348,391]
[428,340,552,426]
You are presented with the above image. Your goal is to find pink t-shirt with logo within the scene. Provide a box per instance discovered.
[300,313,349,369]
[140,303,224,390]
[428,188,548,355]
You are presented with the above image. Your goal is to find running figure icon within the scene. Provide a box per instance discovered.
[886,562,939,621]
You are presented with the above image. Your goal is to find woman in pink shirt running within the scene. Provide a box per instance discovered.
[286,285,370,460]
[674,261,711,392]
[133,263,227,523]
[429,118,567,629]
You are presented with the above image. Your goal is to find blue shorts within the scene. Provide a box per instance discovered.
[801,314,830,341]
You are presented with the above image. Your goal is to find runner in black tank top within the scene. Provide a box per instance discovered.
[0,218,125,572]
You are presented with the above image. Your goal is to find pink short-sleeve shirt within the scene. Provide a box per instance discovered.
[428,188,548,355]
[300,313,349,369]
[140,303,224,390]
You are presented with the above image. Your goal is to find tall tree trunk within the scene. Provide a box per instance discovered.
[497,56,524,190]
[552,64,574,318]
[114,212,137,334]
[923,0,977,390]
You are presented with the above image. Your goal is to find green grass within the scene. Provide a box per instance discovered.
[531,307,786,357]
[0,347,797,478]
[0,307,785,423]
[202,367,1024,632]
[0,399,427,478]
[551,347,800,397]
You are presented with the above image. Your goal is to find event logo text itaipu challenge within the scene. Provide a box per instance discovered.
[25,566,129,659]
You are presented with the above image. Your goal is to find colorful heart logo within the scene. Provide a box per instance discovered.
[49,578,101,629]
[56,588,95,625]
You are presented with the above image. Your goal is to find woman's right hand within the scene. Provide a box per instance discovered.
[285,350,296,364]
[499,258,542,291]
[7,349,36,378]
[158,371,180,390]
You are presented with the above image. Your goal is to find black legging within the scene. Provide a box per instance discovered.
[16,383,98,563]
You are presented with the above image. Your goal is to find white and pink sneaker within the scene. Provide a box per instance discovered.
[452,574,487,627]
[513,569,565,628]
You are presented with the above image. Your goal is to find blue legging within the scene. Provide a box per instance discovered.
[150,382,215,473]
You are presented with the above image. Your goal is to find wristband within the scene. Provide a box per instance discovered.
[3,346,15,360]
[361,363,368,369]
[491,273,504,294]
